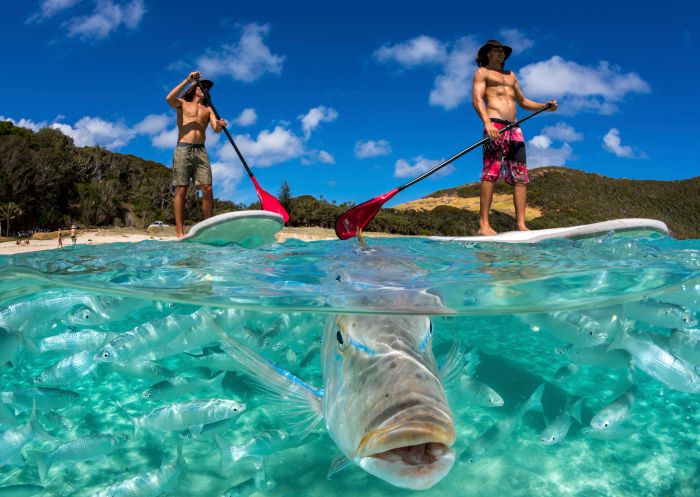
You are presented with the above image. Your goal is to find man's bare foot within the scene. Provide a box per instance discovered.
[177,233,185,238]
[517,224,530,232]
[478,225,498,236]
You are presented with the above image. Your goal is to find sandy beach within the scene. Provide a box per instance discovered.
[0,225,397,256]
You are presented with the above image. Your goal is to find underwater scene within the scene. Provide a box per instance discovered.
[1,232,699,497]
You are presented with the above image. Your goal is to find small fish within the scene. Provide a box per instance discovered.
[104,360,175,381]
[37,410,75,431]
[34,350,98,386]
[590,382,637,430]
[0,484,45,497]
[222,470,275,497]
[130,399,245,433]
[457,348,503,407]
[524,312,608,348]
[583,421,650,440]
[216,430,319,470]
[459,384,544,464]
[540,398,583,445]
[561,344,631,369]
[0,405,53,467]
[142,372,225,401]
[624,299,697,329]
[608,324,700,393]
[0,387,79,412]
[179,417,240,440]
[92,443,186,497]
[30,433,129,481]
[37,330,114,354]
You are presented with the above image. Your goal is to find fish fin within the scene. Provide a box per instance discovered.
[189,424,203,435]
[29,401,54,442]
[207,371,226,391]
[606,322,631,353]
[115,401,139,435]
[463,346,481,377]
[216,329,323,437]
[439,336,464,386]
[215,434,240,473]
[327,454,352,480]
[569,398,584,425]
[518,383,545,418]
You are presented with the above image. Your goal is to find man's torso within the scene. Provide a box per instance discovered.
[177,101,211,145]
[483,68,517,122]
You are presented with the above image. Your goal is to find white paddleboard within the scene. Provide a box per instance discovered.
[429,218,669,244]
[179,210,284,248]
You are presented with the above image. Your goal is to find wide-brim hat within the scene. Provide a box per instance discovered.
[477,39,512,61]
[198,79,214,90]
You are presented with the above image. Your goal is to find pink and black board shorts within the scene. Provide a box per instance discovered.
[481,118,528,185]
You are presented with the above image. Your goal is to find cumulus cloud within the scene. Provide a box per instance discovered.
[196,23,284,83]
[132,113,169,135]
[519,56,651,115]
[0,115,50,132]
[394,155,452,179]
[27,0,82,22]
[499,28,534,54]
[218,126,305,168]
[51,116,134,148]
[211,160,246,198]
[355,139,392,159]
[301,150,335,165]
[374,36,447,67]
[527,121,581,167]
[299,106,338,140]
[429,36,480,110]
[234,108,257,127]
[66,0,145,40]
[602,128,646,159]
[538,122,583,142]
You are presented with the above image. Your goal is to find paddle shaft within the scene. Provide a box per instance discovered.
[397,103,553,192]
[195,79,255,179]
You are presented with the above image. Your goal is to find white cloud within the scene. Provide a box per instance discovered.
[355,139,392,159]
[394,155,452,179]
[50,116,134,148]
[530,135,552,149]
[220,126,305,168]
[66,0,145,40]
[519,56,651,115]
[0,115,50,132]
[527,138,574,167]
[211,160,245,198]
[28,0,82,22]
[538,122,583,142]
[150,127,179,149]
[132,113,169,135]
[299,106,338,140]
[234,108,257,127]
[301,150,335,165]
[196,23,284,83]
[602,128,646,159]
[374,35,447,67]
[499,28,534,54]
[429,36,480,110]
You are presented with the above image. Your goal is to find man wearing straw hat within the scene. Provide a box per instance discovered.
[166,71,228,238]
[472,40,557,236]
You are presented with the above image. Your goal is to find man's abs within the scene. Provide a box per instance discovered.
[177,104,209,144]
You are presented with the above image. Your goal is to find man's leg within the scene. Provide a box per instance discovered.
[174,185,188,238]
[513,183,529,231]
[200,184,213,219]
[478,181,497,236]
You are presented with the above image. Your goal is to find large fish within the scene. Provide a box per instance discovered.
[218,311,459,490]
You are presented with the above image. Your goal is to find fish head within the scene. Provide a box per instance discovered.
[590,413,614,430]
[65,304,104,326]
[323,314,456,490]
[94,344,118,363]
[539,426,561,445]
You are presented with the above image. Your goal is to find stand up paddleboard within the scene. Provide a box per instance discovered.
[429,218,669,244]
[178,210,284,248]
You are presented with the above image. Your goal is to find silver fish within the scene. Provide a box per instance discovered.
[590,381,637,430]
[524,312,609,348]
[624,298,697,329]
[221,470,275,497]
[459,384,544,464]
[0,484,45,497]
[104,360,175,381]
[457,347,504,407]
[142,372,225,401]
[0,407,52,467]
[92,443,186,497]
[37,330,114,354]
[30,433,129,481]
[132,399,245,433]
[37,410,75,432]
[0,387,79,412]
[179,417,240,440]
[562,344,631,369]
[216,430,319,469]
[669,330,700,368]
[608,324,700,393]
[583,421,650,440]
[34,350,98,386]
[540,398,583,445]
[219,311,459,490]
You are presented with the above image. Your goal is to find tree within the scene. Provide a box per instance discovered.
[278,181,292,211]
[0,202,22,236]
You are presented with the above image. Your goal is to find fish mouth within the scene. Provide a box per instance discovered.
[356,422,456,490]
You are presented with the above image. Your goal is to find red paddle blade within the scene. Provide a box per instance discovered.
[251,177,290,223]
[335,188,400,240]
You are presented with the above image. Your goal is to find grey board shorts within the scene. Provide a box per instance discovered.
[172,142,212,187]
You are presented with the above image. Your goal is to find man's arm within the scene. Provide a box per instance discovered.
[471,68,500,140]
[166,71,200,109]
[208,109,227,133]
[513,76,558,112]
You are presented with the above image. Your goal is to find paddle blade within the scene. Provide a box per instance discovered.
[251,177,289,223]
[334,188,400,240]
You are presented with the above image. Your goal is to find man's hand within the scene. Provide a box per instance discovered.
[216,118,227,129]
[485,122,500,141]
[547,99,558,111]
[187,71,201,83]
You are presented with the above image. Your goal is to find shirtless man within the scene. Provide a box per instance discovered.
[472,40,557,236]
[166,71,227,238]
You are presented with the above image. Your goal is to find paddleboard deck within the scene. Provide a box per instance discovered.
[178,210,284,248]
[428,218,669,244]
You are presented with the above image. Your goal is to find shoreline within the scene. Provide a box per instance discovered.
[0,226,398,256]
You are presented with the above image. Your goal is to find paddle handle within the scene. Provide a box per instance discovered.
[397,103,553,191]
[195,78,255,179]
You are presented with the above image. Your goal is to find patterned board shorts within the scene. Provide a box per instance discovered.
[481,118,528,185]
[172,142,212,187]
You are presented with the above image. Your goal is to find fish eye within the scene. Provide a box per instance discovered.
[71,393,78,399]
[35,376,42,383]
[336,330,344,345]
[233,408,238,412]
[102,351,111,359]
[429,322,433,335]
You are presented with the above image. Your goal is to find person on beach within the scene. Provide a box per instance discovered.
[166,71,228,238]
[471,39,557,236]
[57,228,63,248]
[70,225,77,245]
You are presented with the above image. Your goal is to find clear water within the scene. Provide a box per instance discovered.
[1,232,699,496]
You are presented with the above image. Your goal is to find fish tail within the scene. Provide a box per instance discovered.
[214,434,237,473]
[208,371,226,391]
[520,383,545,417]
[28,401,54,442]
[569,398,584,425]
[607,321,631,353]
[28,450,50,481]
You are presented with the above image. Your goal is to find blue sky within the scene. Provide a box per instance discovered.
[2,1,698,206]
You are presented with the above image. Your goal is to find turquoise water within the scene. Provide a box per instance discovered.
[1,232,699,496]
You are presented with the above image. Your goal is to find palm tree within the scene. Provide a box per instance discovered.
[0,202,22,236]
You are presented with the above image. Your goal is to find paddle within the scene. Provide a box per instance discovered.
[334,104,553,239]
[195,78,289,222]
